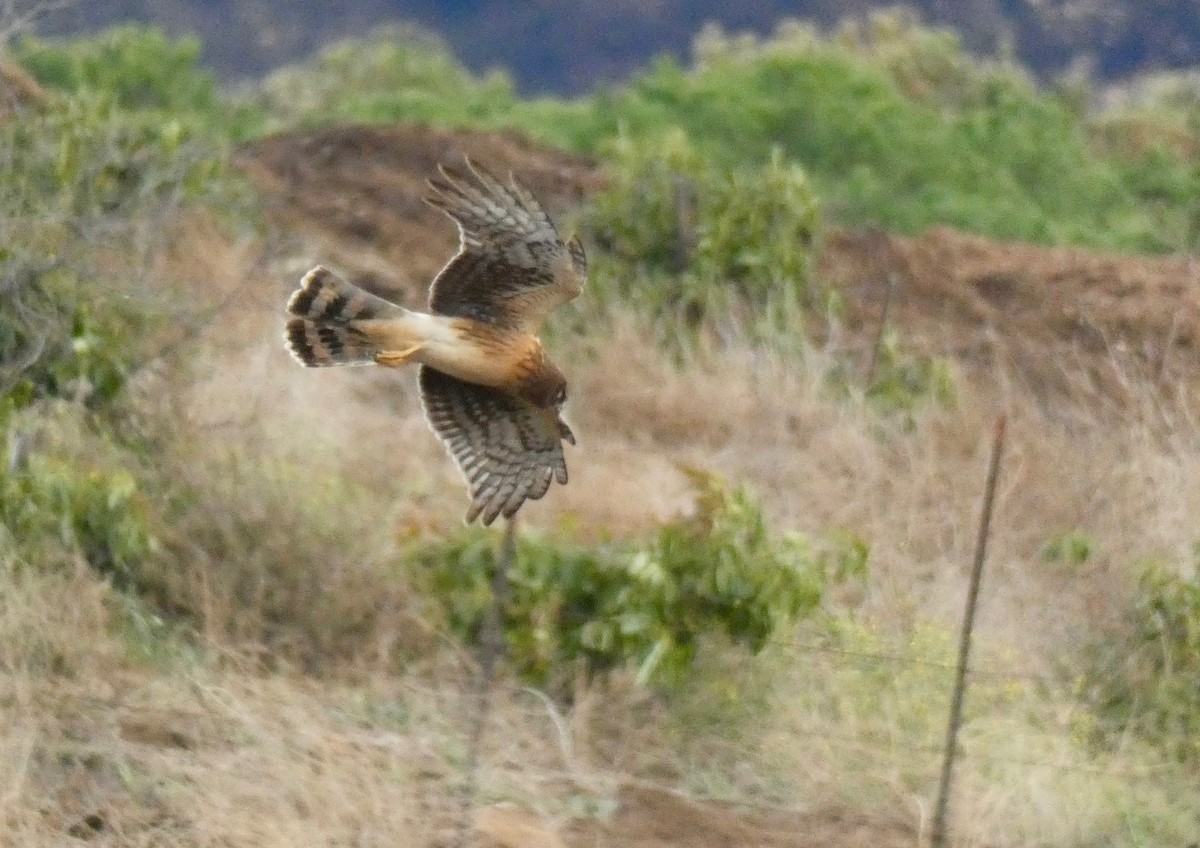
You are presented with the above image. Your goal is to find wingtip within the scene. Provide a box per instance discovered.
[465,155,497,182]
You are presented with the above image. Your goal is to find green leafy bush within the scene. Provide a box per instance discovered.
[585,131,819,330]
[593,17,1172,250]
[407,470,849,693]
[0,257,147,410]
[0,77,236,407]
[17,26,214,112]
[13,25,256,138]
[247,25,517,136]
[585,14,1200,252]
[0,409,156,586]
[0,35,246,626]
[1086,559,1200,763]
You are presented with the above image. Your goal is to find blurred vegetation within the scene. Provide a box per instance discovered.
[1086,557,1200,765]
[584,130,819,334]
[823,325,957,416]
[1,37,239,409]
[0,403,157,583]
[0,29,240,593]
[1041,529,1096,567]
[406,471,855,694]
[242,25,518,139]
[13,25,259,138]
[161,12,1200,255]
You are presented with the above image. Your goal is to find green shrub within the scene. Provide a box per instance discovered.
[247,25,517,136]
[585,131,819,331]
[0,81,237,408]
[0,407,156,585]
[598,18,1162,249]
[406,470,848,693]
[0,40,248,638]
[13,25,256,138]
[0,257,147,410]
[1041,530,1095,566]
[1086,558,1200,763]
[17,26,212,110]
[580,13,1200,252]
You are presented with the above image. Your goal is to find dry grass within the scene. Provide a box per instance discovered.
[4,221,1200,847]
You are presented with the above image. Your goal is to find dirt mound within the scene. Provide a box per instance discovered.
[241,121,1200,407]
[821,226,1200,405]
[238,123,603,305]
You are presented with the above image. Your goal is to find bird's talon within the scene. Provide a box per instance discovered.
[376,344,425,368]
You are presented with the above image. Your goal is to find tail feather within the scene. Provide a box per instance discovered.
[286,265,404,324]
[285,318,378,367]
[284,265,408,367]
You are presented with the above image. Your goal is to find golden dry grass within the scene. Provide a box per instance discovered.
[3,218,1200,847]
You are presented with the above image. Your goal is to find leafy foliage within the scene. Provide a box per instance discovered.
[0,405,156,584]
[1086,559,1200,764]
[584,16,1189,252]
[585,130,819,333]
[820,325,956,417]
[1,34,242,407]
[1,30,245,628]
[245,25,517,138]
[407,471,852,692]
[13,25,267,141]
[0,88,230,406]
[16,26,218,116]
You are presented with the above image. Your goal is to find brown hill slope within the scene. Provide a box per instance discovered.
[8,122,1196,848]
[241,122,1200,410]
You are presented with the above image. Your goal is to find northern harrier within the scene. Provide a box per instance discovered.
[284,159,586,525]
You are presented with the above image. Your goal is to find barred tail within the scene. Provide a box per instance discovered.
[285,318,378,366]
[284,265,404,367]
[286,265,404,324]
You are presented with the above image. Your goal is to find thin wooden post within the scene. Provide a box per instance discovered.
[931,415,1007,848]
[865,270,897,388]
[454,516,517,848]
[864,228,899,388]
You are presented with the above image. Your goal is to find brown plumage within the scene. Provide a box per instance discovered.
[284,158,585,525]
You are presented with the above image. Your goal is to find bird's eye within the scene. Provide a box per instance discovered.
[555,386,567,404]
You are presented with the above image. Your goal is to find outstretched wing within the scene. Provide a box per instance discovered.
[419,366,573,526]
[425,158,584,332]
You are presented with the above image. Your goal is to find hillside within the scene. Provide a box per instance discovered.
[4,20,1200,848]
[38,118,1180,847]
[243,122,1200,407]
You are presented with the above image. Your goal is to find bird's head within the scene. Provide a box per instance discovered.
[518,360,568,410]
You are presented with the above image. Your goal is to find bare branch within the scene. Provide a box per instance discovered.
[0,0,78,47]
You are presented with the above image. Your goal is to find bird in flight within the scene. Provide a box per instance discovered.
[284,158,586,525]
